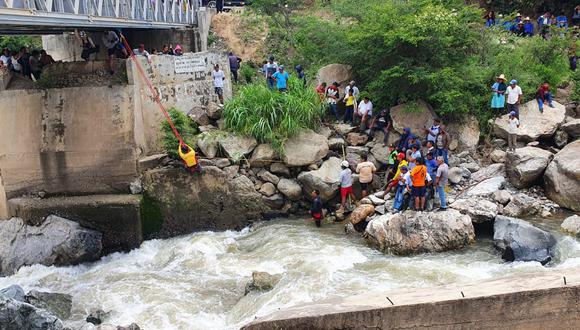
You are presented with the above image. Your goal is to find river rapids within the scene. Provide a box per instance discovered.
[1,218,579,329]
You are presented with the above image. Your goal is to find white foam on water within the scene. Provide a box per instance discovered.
[1,219,579,330]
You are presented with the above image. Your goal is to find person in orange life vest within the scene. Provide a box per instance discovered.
[408,157,431,211]
[178,143,201,174]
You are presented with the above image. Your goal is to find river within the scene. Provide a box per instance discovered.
[1,218,579,330]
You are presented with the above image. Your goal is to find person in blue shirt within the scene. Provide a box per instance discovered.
[425,152,438,210]
[272,65,290,92]
[295,65,306,87]
[523,17,534,36]
[556,14,568,29]
[396,128,412,152]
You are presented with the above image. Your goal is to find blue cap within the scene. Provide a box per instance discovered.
[408,134,416,139]
[510,79,517,84]
[279,65,284,69]
[510,111,517,116]
[401,166,408,171]
[403,127,411,133]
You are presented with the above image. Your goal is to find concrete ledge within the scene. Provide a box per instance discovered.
[243,270,580,329]
[8,194,142,254]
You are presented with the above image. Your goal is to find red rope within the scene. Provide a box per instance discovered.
[121,35,185,146]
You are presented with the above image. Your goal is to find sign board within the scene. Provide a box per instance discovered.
[174,57,206,74]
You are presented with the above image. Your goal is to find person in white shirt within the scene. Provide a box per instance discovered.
[357,96,373,130]
[344,80,360,99]
[507,111,520,152]
[0,48,10,67]
[212,64,226,105]
[506,79,522,117]
[424,118,441,144]
[132,44,151,63]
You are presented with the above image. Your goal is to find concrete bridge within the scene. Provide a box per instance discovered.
[0,0,198,34]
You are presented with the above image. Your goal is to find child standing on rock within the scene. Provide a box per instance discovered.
[507,111,520,152]
[310,190,323,228]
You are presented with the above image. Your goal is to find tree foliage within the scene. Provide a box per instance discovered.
[161,108,198,159]
[0,36,42,51]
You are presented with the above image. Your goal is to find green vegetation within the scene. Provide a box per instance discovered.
[239,62,259,84]
[140,193,164,238]
[223,77,324,151]
[0,36,42,51]
[161,108,198,159]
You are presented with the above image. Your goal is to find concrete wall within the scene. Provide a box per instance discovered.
[244,270,580,330]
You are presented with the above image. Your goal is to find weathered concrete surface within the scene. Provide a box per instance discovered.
[243,270,580,330]
[7,195,142,254]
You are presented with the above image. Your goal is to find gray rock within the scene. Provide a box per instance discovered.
[493,190,511,205]
[214,158,231,168]
[332,123,356,135]
[328,137,346,151]
[196,132,219,159]
[86,309,110,325]
[506,146,553,189]
[257,169,280,185]
[561,215,580,236]
[493,215,556,265]
[365,210,475,255]
[449,198,498,223]
[244,271,282,295]
[466,176,506,197]
[0,296,64,330]
[368,195,385,206]
[259,182,277,197]
[448,167,463,185]
[471,163,506,182]
[460,162,479,173]
[116,323,141,330]
[346,132,368,146]
[448,155,461,168]
[370,143,390,164]
[297,157,341,202]
[26,290,72,320]
[375,205,386,215]
[390,100,436,135]
[493,100,566,141]
[249,144,277,168]
[445,115,480,151]
[270,163,291,177]
[283,129,329,167]
[223,165,240,179]
[553,129,569,148]
[129,178,142,194]
[188,107,210,126]
[206,102,222,120]
[0,285,25,302]
[219,134,258,162]
[544,140,580,211]
[503,193,541,218]
[0,216,102,276]
[492,138,507,148]
[316,125,333,139]
[561,118,580,138]
[490,149,506,163]
[277,179,302,201]
[261,194,285,210]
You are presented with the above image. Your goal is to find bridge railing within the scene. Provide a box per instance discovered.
[0,0,198,26]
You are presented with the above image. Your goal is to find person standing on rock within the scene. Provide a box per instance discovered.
[435,127,449,164]
[357,96,373,131]
[409,157,428,211]
[356,154,377,199]
[310,190,323,228]
[263,56,278,89]
[228,52,242,83]
[535,81,555,113]
[425,152,438,210]
[507,111,520,152]
[397,127,412,152]
[423,118,441,145]
[272,65,290,92]
[344,80,359,99]
[326,82,340,121]
[506,79,522,117]
[343,89,356,125]
[491,74,507,112]
[339,161,356,212]
[212,64,226,105]
[435,156,449,211]
[392,166,409,212]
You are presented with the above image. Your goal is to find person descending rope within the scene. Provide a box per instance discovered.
[178,143,201,174]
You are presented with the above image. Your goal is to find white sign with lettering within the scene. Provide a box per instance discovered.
[174,57,206,74]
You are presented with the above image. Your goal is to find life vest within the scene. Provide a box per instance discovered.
[410,165,427,187]
[178,144,197,167]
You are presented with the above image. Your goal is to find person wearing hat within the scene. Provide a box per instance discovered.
[338,160,356,212]
[385,152,408,193]
[262,56,278,89]
[491,74,507,112]
[507,111,520,152]
[506,79,522,117]
[75,29,99,61]
[326,82,340,121]
[133,43,152,63]
[397,127,412,152]
[514,21,525,36]
[272,65,290,92]
[173,44,183,56]
[523,17,534,36]
[344,80,360,99]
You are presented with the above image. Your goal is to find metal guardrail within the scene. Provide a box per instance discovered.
[0,0,198,30]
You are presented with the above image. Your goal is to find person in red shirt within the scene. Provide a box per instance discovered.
[536,81,555,112]
[316,82,327,99]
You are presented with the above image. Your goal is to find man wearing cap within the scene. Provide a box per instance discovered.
[506,79,522,117]
[524,17,535,36]
[272,65,290,92]
[344,81,360,99]
[514,21,525,36]
[507,111,520,152]
[338,160,356,212]
[491,74,507,111]
[133,44,152,63]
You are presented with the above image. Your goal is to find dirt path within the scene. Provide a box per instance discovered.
[210,11,268,63]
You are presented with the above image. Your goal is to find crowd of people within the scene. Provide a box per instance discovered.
[484,8,577,38]
[0,46,55,80]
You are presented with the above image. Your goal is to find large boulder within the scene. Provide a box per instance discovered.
[346,133,368,146]
[0,296,64,330]
[244,271,282,295]
[505,146,553,189]
[446,115,480,151]
[466,176,506,197]
[196,132,219,158]
[502,193,542,218]
[316,64,353,94]
[277,179,302,201]
[493,100,566,141]
[296,157,341,201]
[561,118,580,138]
[365,210,475,255]
[0,285,25,302]
[449,198,498,223]
[493,215,556,265]
[328,137,346,151]
[490,149,506,163]
[544,140,580,211]
[370,144,390,164]
[561,215,580,236]
[389,100,437,135]
[348,204,375,225]
[448,167,464,184]
[142,167,268,237]
[249,144,277,168]
[25,291,72,320]
[0,216,102,276]
[471,163,505,182]
[283,129,329,167]
[219,133,258,162]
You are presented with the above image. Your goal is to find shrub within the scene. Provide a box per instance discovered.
[161,108,198,159]
[223,77,324,152]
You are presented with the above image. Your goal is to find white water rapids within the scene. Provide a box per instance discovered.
[1,218,580,330]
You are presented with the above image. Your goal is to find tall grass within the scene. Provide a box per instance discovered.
[161,108,198,159]
[223,77,324,152]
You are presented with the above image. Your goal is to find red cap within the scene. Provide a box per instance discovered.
[397,152,405,159]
